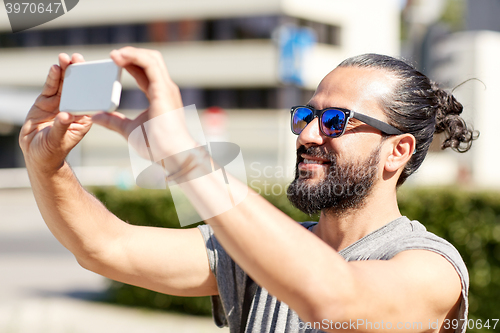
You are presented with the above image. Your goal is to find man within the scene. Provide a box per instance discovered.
[20,47,473,332]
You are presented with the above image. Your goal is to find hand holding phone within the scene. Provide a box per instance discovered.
[59,59,122,114]
[20,53,94,172]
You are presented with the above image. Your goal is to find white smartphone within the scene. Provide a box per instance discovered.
[59,59,122,114]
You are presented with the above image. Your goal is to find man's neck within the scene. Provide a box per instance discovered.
[312,187,401,252]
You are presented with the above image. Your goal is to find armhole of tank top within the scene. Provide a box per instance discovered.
[300,222,317,231]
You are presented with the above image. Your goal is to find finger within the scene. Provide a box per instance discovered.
[58,53,71,71]
[92,111,132,138]
[149,49,171,83]
[47,112,74,144]
[31,64,63,120]
[30,95,60,121]
[111,49,150,95]
[124,64,150,95]
[41,64,62,97]
[57,53,71,97]
[111,47,167,73]
[71,53,85,64]
[111,48,170,100]
[57,53,86,96]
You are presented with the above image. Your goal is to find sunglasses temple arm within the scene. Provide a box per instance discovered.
[351,112,404,135]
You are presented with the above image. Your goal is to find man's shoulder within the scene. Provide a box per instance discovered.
[333,216,462,265]
[369,216,463,262]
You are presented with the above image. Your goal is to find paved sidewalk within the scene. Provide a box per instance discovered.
[0,188,227,333]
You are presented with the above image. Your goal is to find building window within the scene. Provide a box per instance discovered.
[0,126,24,168]
[120,88,314,110]
[0,15,339,48]
[297,18,341,46]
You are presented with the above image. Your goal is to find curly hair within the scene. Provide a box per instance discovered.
[338,54,477,186]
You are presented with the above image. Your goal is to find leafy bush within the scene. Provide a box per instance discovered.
[397,187,500,332]
[92,187,211,315]
[92,186,500,328]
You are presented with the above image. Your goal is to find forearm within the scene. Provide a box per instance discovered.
[179,163,354,320]
[26,161,127,263]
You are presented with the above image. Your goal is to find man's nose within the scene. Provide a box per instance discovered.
[297,118,326,148]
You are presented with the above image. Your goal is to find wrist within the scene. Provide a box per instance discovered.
[163,146,212,184]
[25,158,70,181]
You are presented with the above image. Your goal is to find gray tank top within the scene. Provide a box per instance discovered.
[197,216,469,333]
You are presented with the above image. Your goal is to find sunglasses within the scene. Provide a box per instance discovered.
[290,105,404,138]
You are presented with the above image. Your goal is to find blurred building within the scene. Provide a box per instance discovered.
[0,0,400,188]
[402,0,500,188]
[465,0,500,31]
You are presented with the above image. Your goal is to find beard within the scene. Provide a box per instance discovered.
[286,144,381,216]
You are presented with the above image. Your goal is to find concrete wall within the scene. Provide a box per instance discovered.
[466,0,500,32]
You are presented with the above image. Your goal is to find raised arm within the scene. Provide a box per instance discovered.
[19,53,217,297]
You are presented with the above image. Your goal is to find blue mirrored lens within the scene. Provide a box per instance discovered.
[292,108,314,134]
[321,109,346,137]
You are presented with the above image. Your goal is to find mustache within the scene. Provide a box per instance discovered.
[296,145,336,162]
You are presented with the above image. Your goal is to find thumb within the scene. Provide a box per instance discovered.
[48,112,74,144]
[92,111,132,138]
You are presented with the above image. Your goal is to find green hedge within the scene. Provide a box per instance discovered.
[397,188,500,331]
[91,188,211,315]
[92,187,500,328]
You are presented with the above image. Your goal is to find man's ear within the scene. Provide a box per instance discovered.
[384,134,416,173]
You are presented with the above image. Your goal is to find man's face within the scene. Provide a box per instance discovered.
[286,66,394,215]
[287,143,381,215]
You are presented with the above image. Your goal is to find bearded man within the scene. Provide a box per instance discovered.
[20,47,474,333]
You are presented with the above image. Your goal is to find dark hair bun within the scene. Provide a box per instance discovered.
[433,83,477,152]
